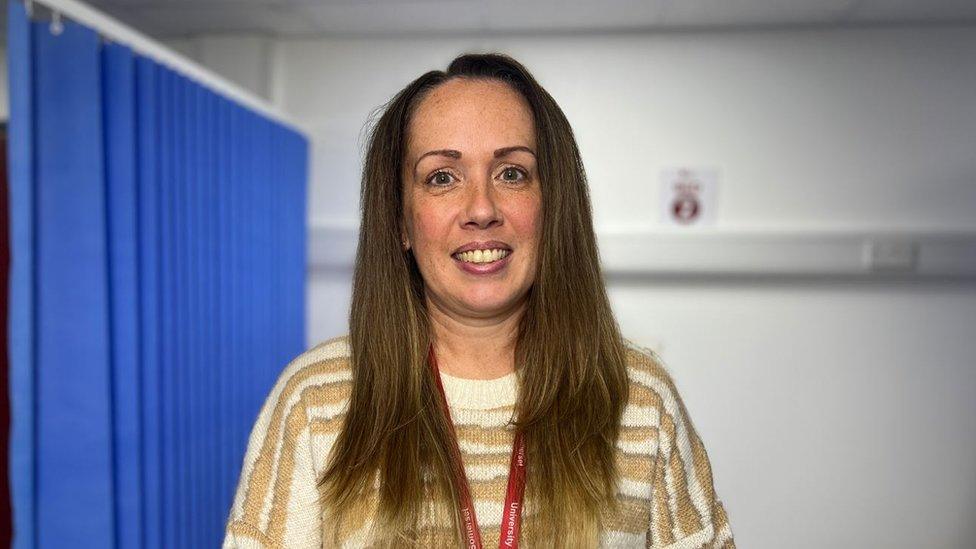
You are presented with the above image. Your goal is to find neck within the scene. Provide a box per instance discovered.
[426,296,525,380]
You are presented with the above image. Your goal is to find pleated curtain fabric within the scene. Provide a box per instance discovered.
[6,2,309,547]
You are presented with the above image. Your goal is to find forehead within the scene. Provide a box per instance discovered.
[406,78,535,154]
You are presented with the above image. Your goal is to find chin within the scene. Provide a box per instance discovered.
[459,294,525,317]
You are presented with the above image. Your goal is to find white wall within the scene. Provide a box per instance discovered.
[165,34,273,101]
[285,26,975,548]
[279,27,976,232]
[609,280,976,548]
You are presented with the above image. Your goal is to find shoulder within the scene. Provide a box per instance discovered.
[270,333,354,415]
[619,340,735,547]
[624,339,680,405]
[286,334,353,377]
[619,338,690,427]
[225,336,354,540]
[245,335,354,470]
[274,334,353,394]
[252,335,353,445]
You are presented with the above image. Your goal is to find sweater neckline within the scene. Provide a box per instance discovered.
[438,369,517,410]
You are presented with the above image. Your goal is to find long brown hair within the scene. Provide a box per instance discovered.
[319,53,629,547]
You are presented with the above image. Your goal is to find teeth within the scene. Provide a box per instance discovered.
[456,249,510,264]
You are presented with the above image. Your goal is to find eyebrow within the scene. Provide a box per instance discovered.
[412,146,536,174]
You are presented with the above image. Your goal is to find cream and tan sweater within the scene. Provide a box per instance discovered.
[223,336,734,548]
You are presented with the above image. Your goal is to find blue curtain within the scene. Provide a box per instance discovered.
[6,2,309,547]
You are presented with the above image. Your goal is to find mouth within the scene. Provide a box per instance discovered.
[451,241,513,264]
[450,241,513,273]
[452,248,511,264]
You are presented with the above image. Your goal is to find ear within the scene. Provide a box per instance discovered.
[401,229,411,251]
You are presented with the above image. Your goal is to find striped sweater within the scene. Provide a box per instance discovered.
[223,336,734,548]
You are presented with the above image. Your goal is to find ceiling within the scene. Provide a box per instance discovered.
[70,0,976,38]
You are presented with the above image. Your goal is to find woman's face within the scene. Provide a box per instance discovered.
[402,78,542,320]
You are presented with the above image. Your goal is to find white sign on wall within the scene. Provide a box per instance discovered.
[659,168,719,226]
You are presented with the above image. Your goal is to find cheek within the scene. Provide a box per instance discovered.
[410,202,454,253]
[509,197,543,247]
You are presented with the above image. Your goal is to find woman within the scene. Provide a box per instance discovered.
[224,53,734,548]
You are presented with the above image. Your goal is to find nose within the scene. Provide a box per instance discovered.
[462,178,502,230]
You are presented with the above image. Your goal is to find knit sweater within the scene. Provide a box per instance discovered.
[223,336,734,548]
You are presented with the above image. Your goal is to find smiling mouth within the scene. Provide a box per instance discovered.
[452,248,511,264]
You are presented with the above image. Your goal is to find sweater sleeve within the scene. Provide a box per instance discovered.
[223,362,323,549]
[644,356,735,548]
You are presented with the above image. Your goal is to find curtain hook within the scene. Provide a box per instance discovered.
[25,0,34,17]
[50,10,64,36]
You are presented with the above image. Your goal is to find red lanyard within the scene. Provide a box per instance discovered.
[429,346,527,549]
